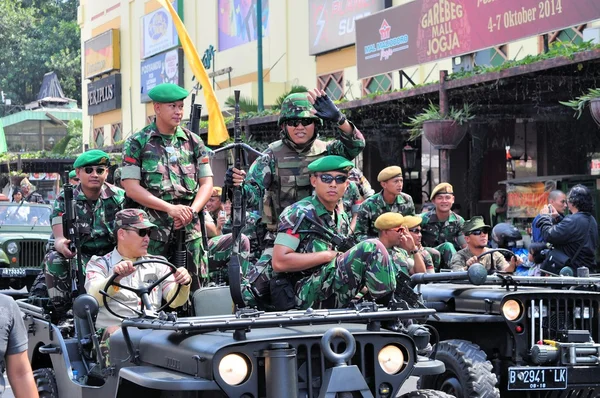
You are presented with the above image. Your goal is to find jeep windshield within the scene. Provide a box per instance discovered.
[0,203,52,227]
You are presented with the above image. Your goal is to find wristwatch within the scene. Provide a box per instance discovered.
[408,249,419,255]
[337,115,347,126]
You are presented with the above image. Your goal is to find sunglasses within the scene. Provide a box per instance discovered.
[409,228,422,234]
[318,174,348,184]
[286,119,314,127]
[123,228,150,237]
[467,229,489,236]
[83,166,107,175]
[72,178,80,182]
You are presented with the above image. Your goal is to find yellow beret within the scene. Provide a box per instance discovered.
[374,212,404,230]
[212,187,223,197]
[377,166,403,182]
[401,215,422,229]
[430,182,453,200]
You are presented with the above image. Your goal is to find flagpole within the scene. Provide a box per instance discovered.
[257,0,264,111]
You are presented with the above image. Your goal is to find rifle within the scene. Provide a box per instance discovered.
[63,173,84,297]
[213,90,263,309]
[292,213,357,252]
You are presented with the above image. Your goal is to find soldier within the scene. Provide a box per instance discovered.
[342,180,362,228]
[44,150,125,313]
[421,183,467,271]
[349,167,375,199]
[20,178,44,203]
[265,155,396,310]
[68,169,80,185]
[121,83,214,291]
[449,216,519,272]
[229,89,365,272]
[205,186,224,224]
[401,215,436,273]
[375,213,427,276]
[354,165,415,240]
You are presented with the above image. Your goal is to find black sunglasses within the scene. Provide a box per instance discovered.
[124,228,150,237]
[286,119,314,127]
[467,229,489,236]
[409,228,422,234]
[318,174,348,184]
[72,178,80,182]
[83,166,107,175]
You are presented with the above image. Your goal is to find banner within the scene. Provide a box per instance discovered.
[309,0,385,55]
[507,182,549,218]
[140,49,183,103]
[142,1,180,59]
[218,0,270,51]
[356,0,600,79]
[84,29,120,79]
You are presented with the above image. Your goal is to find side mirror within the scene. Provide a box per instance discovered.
[467,263,488,285]
[73,294,99,320]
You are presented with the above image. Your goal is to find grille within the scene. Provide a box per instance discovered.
[18,240,46,268]
[527,297,600,346]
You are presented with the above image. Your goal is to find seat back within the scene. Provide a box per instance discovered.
[193,286,234,316]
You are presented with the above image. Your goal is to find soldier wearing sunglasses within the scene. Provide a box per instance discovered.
[449,216,519,273]
[227,90,365,270]
[121,83,214,291]
[44,150,125,314]
[375,213,427,276]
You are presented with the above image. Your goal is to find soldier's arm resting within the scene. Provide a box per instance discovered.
[85,256,120,305]
[272,244,338,273]
[51,223,74,258]
[449,252,468,272]
[410,250,427,275]
[241,154,274,209]
[6,351,37,398]
[190,176,213,214]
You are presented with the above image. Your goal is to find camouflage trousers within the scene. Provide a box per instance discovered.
[425,244,453,272]
[207,233,251,285]
[148,237,207,292]
[296,239,394,310]
[43,250,92,311]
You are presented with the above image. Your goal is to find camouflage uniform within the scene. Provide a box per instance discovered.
[44,183,125,309]
[450,247,508,272]
[354,191,416,240]
[420,210,466,271]
[121,123,213,287]
[253,195,395,309]
[342,181,362,219]
[388,247,434,275]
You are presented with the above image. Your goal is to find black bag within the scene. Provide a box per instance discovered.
[269,276,296,311]
[541,249,571,274]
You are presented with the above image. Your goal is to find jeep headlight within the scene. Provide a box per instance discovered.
[378,345,404,375]
[218,353,249,385]
[6,242,18,255]
[502,299,522,321]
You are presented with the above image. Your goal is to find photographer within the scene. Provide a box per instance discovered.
[537,184,598,272]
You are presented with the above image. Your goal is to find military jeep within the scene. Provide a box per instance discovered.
[17,258,469,398]
[415,266,600,398]
[0,202,52,290]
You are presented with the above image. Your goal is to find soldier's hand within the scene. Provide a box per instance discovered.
[168,204,193,226]
[308,88,344,124]
[173,267,191,286]
[465,256,479,267]
[217,214,227,229]
[113,260,136,282]
[321,250,340,263]
[55,237,75,259]
[226,167,246,187]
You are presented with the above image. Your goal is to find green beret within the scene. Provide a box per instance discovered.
[308,155,354,173]
[73,150,110,168]
[378,166,403,182]
[374,212,404,230]
[68,170,76,179]
[430,182,453,200]
[148,83,189,103]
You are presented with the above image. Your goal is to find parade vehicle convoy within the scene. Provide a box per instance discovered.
[18,259,488,398]
[416,249,600,398]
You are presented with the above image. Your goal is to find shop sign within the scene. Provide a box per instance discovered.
[141,0,180,58]
[84,29,121,79]
[87,74,122,115]
[140,49,183,103]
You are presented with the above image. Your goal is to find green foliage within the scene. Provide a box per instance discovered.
[559,87,600,119]
[51,120,82,155]
[225,95,258,113]
[405,101,475,140]
[0,0,81,108]
[273,85,309,110]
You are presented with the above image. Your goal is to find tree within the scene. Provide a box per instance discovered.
[0,0,81,108]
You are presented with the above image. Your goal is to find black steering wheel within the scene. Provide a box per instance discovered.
[102,259,182,320]
[476,248,517,275]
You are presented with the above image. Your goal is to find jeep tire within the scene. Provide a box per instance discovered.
[30,271,48,298]
[34,368,58,398]
[419,339,500,398]
[399,389,456,398]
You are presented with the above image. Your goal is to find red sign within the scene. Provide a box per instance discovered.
[356,0,600,78]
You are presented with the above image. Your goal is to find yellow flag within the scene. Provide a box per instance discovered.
[156,0,229,146]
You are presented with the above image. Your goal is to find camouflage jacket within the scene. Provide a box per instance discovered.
[121,123,213,243]
[342,181,363,219]
[354,191,415,240]
[389,247,435,275]
[51,183,125,256]
[450,247,508,272]
[243,127,365,230]
[275,195,351,275]
[223,210,263,258]
[420,210,466,250]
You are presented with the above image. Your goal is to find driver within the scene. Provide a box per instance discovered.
[85,209,191,331]
[449,216,520,273]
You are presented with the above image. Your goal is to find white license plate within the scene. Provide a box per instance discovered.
[1,268,26,278]
[508,367,567,390]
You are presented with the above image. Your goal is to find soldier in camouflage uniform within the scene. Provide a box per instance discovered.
[354,166,415,240]
[205,187,224,226]
[253,156,397,310]
[121,83,214,292]
[229,89,365,288]
[44,150,125,312]
[421,183,467,271]
[401,215,436,273]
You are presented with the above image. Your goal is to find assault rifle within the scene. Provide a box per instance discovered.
[213,90,263,309]
[63,174,84,296]
[291,213,357,252]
